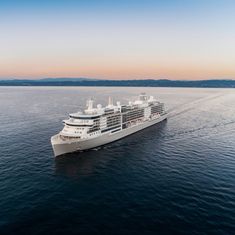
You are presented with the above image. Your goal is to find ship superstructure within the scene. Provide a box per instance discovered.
[51,93,167,157]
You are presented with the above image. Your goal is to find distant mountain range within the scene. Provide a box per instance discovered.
[39,77,97,82]
[0,78,235,88]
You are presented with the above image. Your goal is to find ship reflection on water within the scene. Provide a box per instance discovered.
[55,150,112,179]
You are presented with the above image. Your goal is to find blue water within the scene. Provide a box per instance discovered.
[0,87,235,235]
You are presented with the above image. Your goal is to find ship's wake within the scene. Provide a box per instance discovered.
[167,93,225,118]
[163,91,235,142]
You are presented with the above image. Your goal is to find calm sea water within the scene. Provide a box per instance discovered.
[0,87,235,235]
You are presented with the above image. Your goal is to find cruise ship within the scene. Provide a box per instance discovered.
[51,93,167,157]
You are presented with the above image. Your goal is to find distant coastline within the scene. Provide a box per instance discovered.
[0,78,235,88]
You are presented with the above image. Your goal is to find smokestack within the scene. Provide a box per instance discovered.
[108,96,113,106]
[87,99,94,110]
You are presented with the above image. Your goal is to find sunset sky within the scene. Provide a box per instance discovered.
[1,0,235,80]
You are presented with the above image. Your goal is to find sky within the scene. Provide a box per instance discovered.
[0,0,235,80]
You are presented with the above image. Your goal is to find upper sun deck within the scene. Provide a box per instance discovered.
[68,94,160,120]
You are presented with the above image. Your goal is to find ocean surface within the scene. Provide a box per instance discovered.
[0,87,235,235]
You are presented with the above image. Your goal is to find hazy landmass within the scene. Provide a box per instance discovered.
[0,78,234,88]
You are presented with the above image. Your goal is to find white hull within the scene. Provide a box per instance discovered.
[51,114,167,157]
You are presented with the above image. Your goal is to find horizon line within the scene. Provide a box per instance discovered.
[1,77,235,81]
